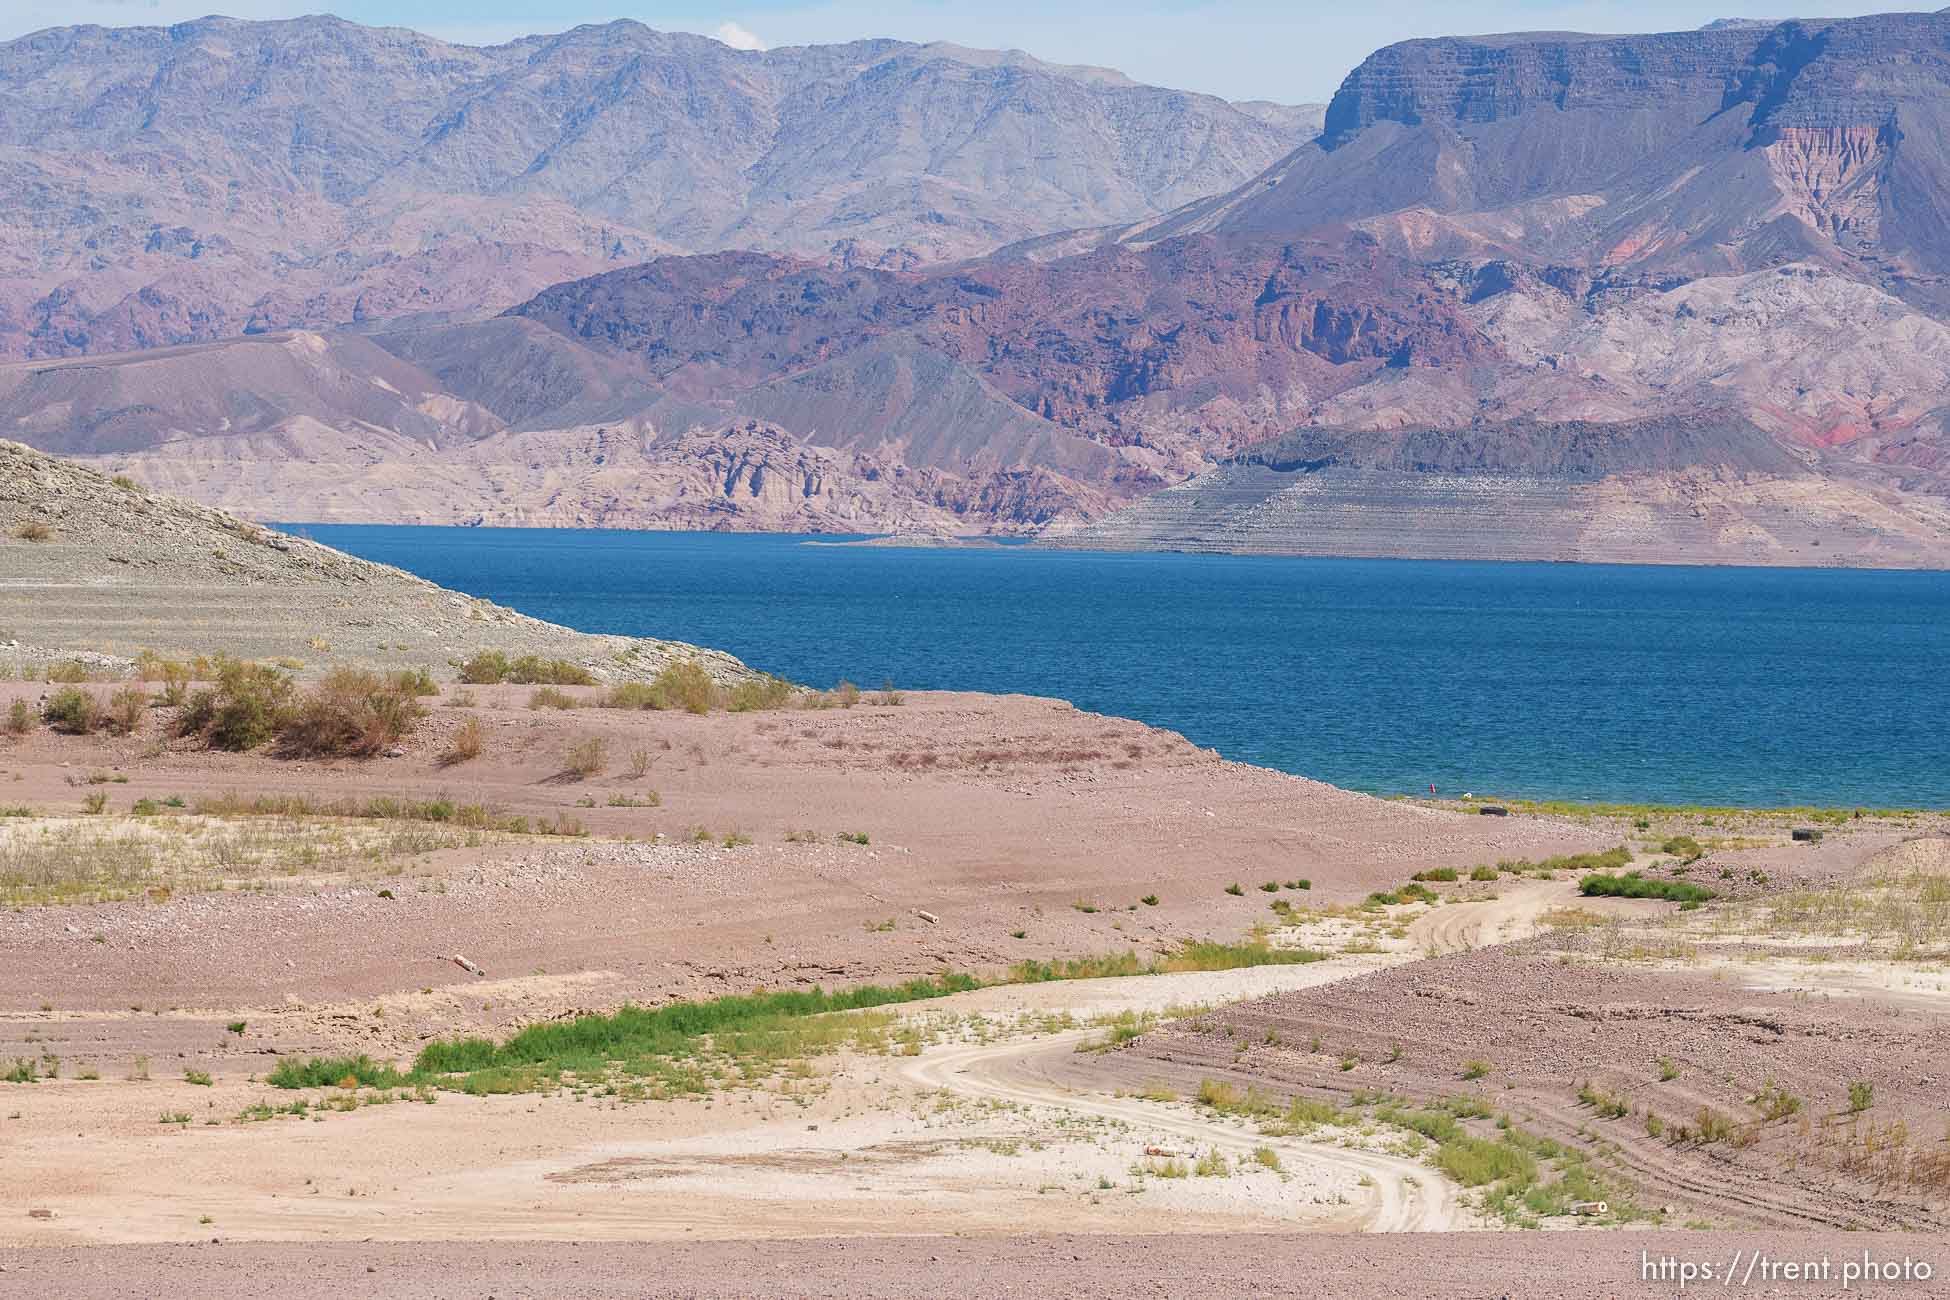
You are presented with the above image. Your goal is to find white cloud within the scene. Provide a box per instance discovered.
[712,20,766,51]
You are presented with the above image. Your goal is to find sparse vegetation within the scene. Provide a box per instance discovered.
[268,1055,413,1090]
[279,667,426,757]
[1579,872,1715,904]
[564,737,607,778]
[726,674,793,712]
[104,685,148,735]
[1009,938,1326,983]
[5,698,32,735]
[12,520,53,542]
[458,652,594,687]
[1193,1147,1229,1177]
[411,974,980,1089]
[42,686,99,734]
[1753,1079,1802,1122]
[175,657,296,751]
[528,686,580,710]
[440,716,485,766]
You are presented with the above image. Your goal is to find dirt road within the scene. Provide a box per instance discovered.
[902,1030,1467,1231]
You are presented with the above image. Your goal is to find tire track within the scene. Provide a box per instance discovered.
[900,1029,1466,1232]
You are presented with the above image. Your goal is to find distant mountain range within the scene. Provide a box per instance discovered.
[0,15,1319,359]
[5,11,1950,565]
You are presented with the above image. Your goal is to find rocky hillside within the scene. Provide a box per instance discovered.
[0,15,1320,360]
[15,233,1950,545]
[8,12,1950,558]
[0,440,753,677]
[1134,12,1950,298]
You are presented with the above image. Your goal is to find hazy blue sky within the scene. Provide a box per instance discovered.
[3,2,1920,102]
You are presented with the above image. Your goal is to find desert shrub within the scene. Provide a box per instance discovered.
[529,687,580,710]
[389,667,440,697]
[149,660,193,706]
[507,655,593,686]
[279,667,425,757]
[604,682,654,710]
[441,717,485,766]
[176,657,295,751]
[104,685,148,736]
[5,698,33,736]
[1847,1080,1875,1113]
[81,791,108,814]
[1694,1106,1735,1145]
[726,674,793,712]
[42,686,99,735]
[565,737,607,777]
[45,661,90,684]
[457,650,511,684]
[13,519,54,541]
[835,680,861,709]
[1412,867,1459,882]
[1661,835,1704,861]
[651,659,719,714]
[1754,1080,1802,1122]
[1579,873,1715,904]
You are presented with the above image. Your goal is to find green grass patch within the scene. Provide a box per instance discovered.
[415,975,979,1077]
[267,1055,414,1090]
[1579,873,1716,904]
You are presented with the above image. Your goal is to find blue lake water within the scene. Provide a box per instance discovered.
[293,526,1950,808]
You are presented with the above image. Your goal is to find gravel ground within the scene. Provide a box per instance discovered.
[1071,907,1950,1233]
[0,439,746,682]
[5,1232,1944,1298]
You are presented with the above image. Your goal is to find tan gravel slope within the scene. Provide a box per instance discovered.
[0,440,751,682]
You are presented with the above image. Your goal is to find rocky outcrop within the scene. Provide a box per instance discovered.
[1131,12,1950,295]
[64,421,1113,536]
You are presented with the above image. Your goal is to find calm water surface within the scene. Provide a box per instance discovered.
[294,526,1950,807]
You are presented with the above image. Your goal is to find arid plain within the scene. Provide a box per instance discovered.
[4,452,1949,1297]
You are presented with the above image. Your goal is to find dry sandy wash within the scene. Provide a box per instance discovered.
[0,668,1945,1296]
